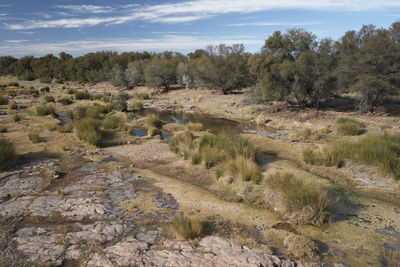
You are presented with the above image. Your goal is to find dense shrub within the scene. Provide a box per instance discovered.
[0,138,15,170]
[75,118,102,146]
[266,172,330,225]
[173,214,202,240]
[36,104,55,116]
[74,90,91,100]
[336,117,365,136]
[0,96,8,105]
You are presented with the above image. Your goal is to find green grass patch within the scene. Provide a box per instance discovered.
[331,133,400,180]
[130,101,144,111]
[36,104,55,116]
[265,172,330,225]
[336,117,365,136]
[75,118,102,146]
[102,115,124,129]
[133,92,150,100]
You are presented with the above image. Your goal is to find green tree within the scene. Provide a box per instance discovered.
[144,59,176,91]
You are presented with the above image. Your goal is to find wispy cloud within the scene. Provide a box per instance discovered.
[4,39,27,43]
[4,0,400,30]
[55,4,114,14]
[18,31,34,35]
[0,35,263,56]
[227,21,323,27]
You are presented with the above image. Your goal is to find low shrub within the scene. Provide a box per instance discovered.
[336,117,365,136]
[72,105,87,120]
[75,118,102,146]
[284,233,320,261]
[57,123,73,133]
[191,152,202,165]
[265,172,330,225]
[173,214,202,240]
[8,82,19,87]
[331,133,400,180]
[185,123,203,132]
[0,138,15,170]
[130,101,144,111]
[9,102,18,109]
[133,92,150,100]
[74,90,91,100]
[58,97,73,105]
[44,96,55,103]
[39,77,52,83]
[36,104,55,116]
[28,132,41,143]
[27,88,39,97]
[11,114,21,122]
[145,114,162,128]
[102,116,124,129]
[40,86,50,92]
[67,88,76,94]
[0,96,8,105]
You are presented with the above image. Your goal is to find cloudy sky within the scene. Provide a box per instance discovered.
[1,0,400,57]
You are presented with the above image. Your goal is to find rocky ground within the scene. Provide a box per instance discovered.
[0,152,345,266]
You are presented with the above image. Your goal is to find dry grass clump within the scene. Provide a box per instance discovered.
[44,96,55,103]
[130,101,144,111]
[283,233,320,261]
[296,127,324,141]
[145,113,162,128]
[0,96,9,105]
[0,125,7,133]
[185,123,203,131]
[336,117,365,136]
[331,133,400,180]
[57,123,73,133]
[36,104,55,116]
[58,97,73,105]
[302,147,342,167]
[102,115,124,129]
[28,132,41,143]
[133,92,150,100]
[0,138,15,170]
[74,90,91,100]
[45,122,58,131]
[9,102,18,110]
[265,172,330,225]
[170,131,261,183]
[173,214,202,240]
[75,118,102,146]
[11,114,21,122]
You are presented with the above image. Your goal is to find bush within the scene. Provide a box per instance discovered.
[72,105,87,120]
[284,233,320,261]
[58,97,73,105]
[173,214,202,240]
[265,172,330,225]
[28,132,41,143]
[8,82,19,87]
[74,90,91,100]
[36,104,55,116]
[191,152,202,165]
[336,117,365,136]
[40,86,50,92]
[102,116,124,129]
[27,88,39,97]
[0,138,15,170]
[75,118,102,146]
[67,88,76,94]
[9,102,18,109]
[331,133,400,179]
[57,123,73,133]
[0,96,8,105]
[146,114,162,128]
[44,96,55,103]
[11,114,21,122]
[133,92,150,100]
[130,101,144,111]
[185,123,203,132]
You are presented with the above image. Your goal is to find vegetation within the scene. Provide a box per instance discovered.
[11,114,21,122]
[75,118,102,146]
[185,123,203,131]
[145,114,162,128]
[172,214,202,240]
[0,96,8,105]
[36,104,55,116]
[0,138,15,170]
[0,125,7,132]
[102,115,124,129]
[57,123,73,133]
[302,147,343,167]
[133,92,150,100]
[265,172,330,225]
[58,97,73,105]
[331,133,400,179]
[336,117,365,136]
[44,95,55,103]
[28,132,41,143]
[130,101,144,111]
[74,90,91,100]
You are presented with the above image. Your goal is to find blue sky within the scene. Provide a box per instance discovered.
[1,0,400,57]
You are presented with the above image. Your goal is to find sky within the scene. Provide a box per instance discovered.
[1,0,400,57]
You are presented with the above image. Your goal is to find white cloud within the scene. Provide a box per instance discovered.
[55,5,114,14]
[227,21,323,27]
[5,0,400,30]
[4,40,27,43]
[0,35,264,56]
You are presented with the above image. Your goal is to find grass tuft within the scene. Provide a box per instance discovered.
[130,101,144,111]
[36,104,55,116]
[265,172,330,225]
[75,118,102,146]
[336,117,365,136]
[145,113,162,128]
[185,123,203,131]
[102,115,125,129]
[173,214,202,240]
[28,132,41,143]
[0,139,15,170]
[133,92,150,100]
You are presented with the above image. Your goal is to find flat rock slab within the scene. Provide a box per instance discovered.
[153,193,179,210]
[0,176,42,194]
[0,196,34,216]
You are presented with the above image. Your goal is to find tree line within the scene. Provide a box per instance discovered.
[1,23,400,112]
